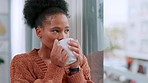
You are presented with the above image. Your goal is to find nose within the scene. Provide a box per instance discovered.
[58,32,67,41]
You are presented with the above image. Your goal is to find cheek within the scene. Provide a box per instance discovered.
[65,33,69,38]
[67,34,70,37]
[66,34,70,38]
[45,34,59,45]
[44,32,58,40]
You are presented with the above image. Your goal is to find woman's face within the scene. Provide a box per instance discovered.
[36,13,70,50]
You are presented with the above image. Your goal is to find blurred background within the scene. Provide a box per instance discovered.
[104,0,148,83]
[0,0,103,83]
[2,0,148,83]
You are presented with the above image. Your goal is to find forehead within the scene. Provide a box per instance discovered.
[45,14,69,25]
[41,13,69,30]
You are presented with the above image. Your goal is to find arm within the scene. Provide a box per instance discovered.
[11,40,68,83]
[10,55,54,83]
[67,39,94,83]
[81,56,94,83]
[42,39,69,83]
[10,55,36,83]
[42,64,65,83]
[67,55,94,83]
[34,79,53,83]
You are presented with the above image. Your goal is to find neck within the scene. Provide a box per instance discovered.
[38,46,51,59]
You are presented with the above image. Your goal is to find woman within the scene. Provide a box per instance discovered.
[10,0,93,83]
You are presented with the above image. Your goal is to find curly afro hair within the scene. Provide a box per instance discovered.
[23,0,69,29]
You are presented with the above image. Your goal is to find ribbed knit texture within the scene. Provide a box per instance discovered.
[43,63,65,83]
[10,48,94,83]
[67,70,85,83]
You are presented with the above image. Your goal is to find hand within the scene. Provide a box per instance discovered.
[34,79,43,83]
[34,79,53,83]
[50,39,69,67]
[68,39,83,68]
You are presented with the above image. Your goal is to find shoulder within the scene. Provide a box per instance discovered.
[10,53,37,70]
[11,49,38,64]
[12,53,28,60]
[11,53,30,65]
[11,49,39,63]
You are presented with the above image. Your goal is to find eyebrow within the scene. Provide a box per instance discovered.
[50,27,60,30]
[65,26,70,29]
[50,26,70,29]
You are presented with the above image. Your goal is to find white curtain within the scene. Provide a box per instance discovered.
[11,0,26,58]
[83,0,104,55]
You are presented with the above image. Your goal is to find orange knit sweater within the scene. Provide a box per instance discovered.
[10,49,93,83]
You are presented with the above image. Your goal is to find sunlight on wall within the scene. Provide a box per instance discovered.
[11,0,25,58]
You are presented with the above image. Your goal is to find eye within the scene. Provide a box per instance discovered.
[65,29,69,33]
[52,30,60,33]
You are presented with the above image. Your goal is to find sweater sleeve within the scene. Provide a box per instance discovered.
[10,55,36,83]
[43,63,65,83]
[67,56,94,83]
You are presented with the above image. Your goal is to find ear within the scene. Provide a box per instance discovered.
[35,27,42,38]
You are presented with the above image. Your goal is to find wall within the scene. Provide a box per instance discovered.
[0,0,10,83]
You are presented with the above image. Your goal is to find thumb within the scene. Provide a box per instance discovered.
[53,39,59,46]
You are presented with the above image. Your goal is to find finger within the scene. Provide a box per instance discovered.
[55,49,66,61]
[61,51,69,62]
[52,39,59,49]
[68,39,79,48]
[52,39,61,52]
[68,46,79,54]
[72,51,81,64]
[51,46,62,59]
[54,39,59,46]
[63,54,69,62]
[56,45,64,53]
[62,49,68,56]
[72,51,79,58]
[73,51,83,61]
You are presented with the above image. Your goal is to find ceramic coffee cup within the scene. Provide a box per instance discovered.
[59,38,77,64]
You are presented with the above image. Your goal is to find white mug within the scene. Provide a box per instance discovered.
[59,38,77,64]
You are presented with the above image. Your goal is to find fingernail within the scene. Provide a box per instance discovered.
[55,39,58,42]
[72,51,75,55]
[55,39,59,44]
[70,38,73,41]
[72,51,77,56]
[68,40,70,44]
[68,46,71,48]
